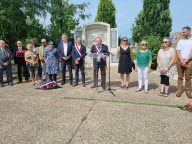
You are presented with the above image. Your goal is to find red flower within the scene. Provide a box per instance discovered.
[185,103,192,109]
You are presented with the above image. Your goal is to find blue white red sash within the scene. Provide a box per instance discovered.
[74,44,82,57]
[94,45,101,53]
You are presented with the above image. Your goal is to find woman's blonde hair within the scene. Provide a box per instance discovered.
[120,37,128,45]
[140,40,148,47]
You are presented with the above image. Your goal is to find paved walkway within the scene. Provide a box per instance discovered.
[0,67,192,144]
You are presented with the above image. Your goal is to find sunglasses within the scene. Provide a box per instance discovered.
[17,43,21,44]
[49,44,54,45]
[41,42,45,43]
[162,41,168,43]
[141,44,147,46]
[123,39,128,42]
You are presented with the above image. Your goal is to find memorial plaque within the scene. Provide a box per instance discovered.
[111,29,118,49]
[74,22,119,67]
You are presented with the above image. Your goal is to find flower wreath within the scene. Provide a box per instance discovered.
[184,103,192,112]
[37,81,61,90]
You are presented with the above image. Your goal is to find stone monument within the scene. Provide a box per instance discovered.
[74,22,119,67]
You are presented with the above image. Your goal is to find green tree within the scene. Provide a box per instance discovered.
[95,0,117,28]
[49,0,90,44]
[0,0,49,50]
[132,0,172,42]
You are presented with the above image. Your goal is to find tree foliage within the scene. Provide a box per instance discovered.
[49,0,90,44]
[95,0,117,28]
[0,0,49,50]
[132,0,172,42]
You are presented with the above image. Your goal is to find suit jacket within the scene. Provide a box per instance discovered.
[58,41,73,62]
[13,47,27,65]
[72,44,87,65]
[39,45,48,61]
[90,44,109,66]
[0,48,12,69]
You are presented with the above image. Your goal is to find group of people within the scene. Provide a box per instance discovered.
[0,35,108,90]
[117,26,192,98]
[0,26,192,98]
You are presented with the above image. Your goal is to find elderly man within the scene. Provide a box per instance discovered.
[90,36,109,90]
[39,39,48,81]
[13,40,29,83]
[176,26,192,98]
[72,37,87,87]
[0,40,13,87]
[30,38,39,51]
[58,34,73,85]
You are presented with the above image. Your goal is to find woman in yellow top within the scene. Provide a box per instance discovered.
[25,44,39,85]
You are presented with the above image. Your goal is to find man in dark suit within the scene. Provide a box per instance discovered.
[72,37,87,87]
[90,36,109,90]
[13,41,29,83]
[58,34,73,85]
[0,40,13,87]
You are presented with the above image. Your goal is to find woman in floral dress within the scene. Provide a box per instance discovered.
[44,41,60,81]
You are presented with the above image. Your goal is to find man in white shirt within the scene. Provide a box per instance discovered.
[58,34,73,85]
[176,26,192,98]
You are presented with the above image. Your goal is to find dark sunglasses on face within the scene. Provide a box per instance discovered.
[49,44,54,45]
[162,41,168,43]
[123,39,128,42]
[17,43,21,44]
[41,42,45,43]
[141,44,147,46]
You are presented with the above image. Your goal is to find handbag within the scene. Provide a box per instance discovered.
[131,60,135,70]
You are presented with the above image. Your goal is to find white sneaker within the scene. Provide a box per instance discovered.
[145,90,149,93]
[136,88,142,92]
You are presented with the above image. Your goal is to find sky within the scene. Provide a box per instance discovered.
[41,0,192,38]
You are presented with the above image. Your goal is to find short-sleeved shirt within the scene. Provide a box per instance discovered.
[176,38,192,59]
[136,49,152,68]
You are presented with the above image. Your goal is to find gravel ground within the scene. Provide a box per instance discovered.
[0,67,192,144]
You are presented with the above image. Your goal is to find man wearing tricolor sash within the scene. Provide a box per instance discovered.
[90,36,109,90]
[72,37,87,87]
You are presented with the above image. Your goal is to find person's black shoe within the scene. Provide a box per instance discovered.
[90,85,97,88]
[8,83,14,86]
[102,87,106,91]
[61,81,65,85]
[16,80,22,84]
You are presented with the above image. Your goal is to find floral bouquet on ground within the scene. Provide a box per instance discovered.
[37,81,61,90]
[183,103,192,112]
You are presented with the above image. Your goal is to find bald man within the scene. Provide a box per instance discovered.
[90,37,109,90]
[13,40,29,83]
[0,40,13,87]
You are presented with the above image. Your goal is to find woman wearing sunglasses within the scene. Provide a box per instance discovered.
[117,37,132,90]
[157,37,176,97]
[135,40,152,93]
[44,41,60,82]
